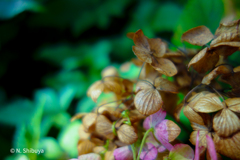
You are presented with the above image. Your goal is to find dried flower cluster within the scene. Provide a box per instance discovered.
[71,19,240,160]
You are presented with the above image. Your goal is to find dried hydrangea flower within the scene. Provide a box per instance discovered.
[134,77,177,115]
[143,109,181,150]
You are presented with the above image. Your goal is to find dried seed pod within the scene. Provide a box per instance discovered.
[117,124,138,144]
[82,113,98,133]
[213,108,240,137]
[95,115,115,140]
[213,132,240,159]
[77,139,96,155]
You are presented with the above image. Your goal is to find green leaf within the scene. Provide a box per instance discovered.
[58,121,81,158]
[172,0,224,48]
[52,112,71,128]
[34,88,59,115]
[0,99,34,126]
[38,137,63,160]
[151,3,182,32]
[40,112,71,137]
[59,85,76,111]
[76,96,96,113]
[44,70,87,98]
[12,96,45,160]
[0,0,43,20]
[119,62,140,79]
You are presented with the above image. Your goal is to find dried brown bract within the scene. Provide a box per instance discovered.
[134,77,177,115]
[132,29,177,76]
[183,19,240,73]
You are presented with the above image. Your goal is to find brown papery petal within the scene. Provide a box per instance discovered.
[234,66,240,72]
[134,88,163,115]
[183,105,205,125]
[166,120,181,142]
[103,77,122,95]
[127,32,134,40]
[78,139,96,155]
[93,146,105,154]
[122,79,134,92]
[155,77,178,93]
[131,58,144,67]
[105,146,117,160]
[133,29,150,50]
[87,81,104,102]
[206,152,223,160]
[210,42,240,56]
[213,108,240,137]
[190,130,211,147]
[117,124,138,144]
[132,46,152,63]
[151,57,177,76]
[188,48,219,73]
[95,115,115,140]
[187,91,211,108]
[101,66,118,77]
[182,26,214,46]
[82,113,98,133]
[135,80,153,93]
[215,19,240,36]
[202,65,232,85]
[226,98,240,113]
[79,124,90,140]
[193,93,224,113]
[213,132,240,159]
[174,103,184,122]
[147,38,166,57]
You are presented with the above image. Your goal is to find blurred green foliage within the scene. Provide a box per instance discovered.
[0,0,239,159]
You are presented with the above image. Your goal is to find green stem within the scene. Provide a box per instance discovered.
[137,128,154,160]
[131,144,137,160]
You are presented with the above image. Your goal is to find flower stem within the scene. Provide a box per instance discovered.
[131,144,137,160]
[137,128,154,160]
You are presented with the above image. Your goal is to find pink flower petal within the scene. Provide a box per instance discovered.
[194,131,200,160]
[78,153,101,160]
[146,133,166,153]
[113,146,133,160]
[154,120,173,151]
[206,135,217,160]
[169,144,194,160]
[140,143,158,160]
[143,117,151,130]
[157,145,167,153]
[150,108,166,128]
